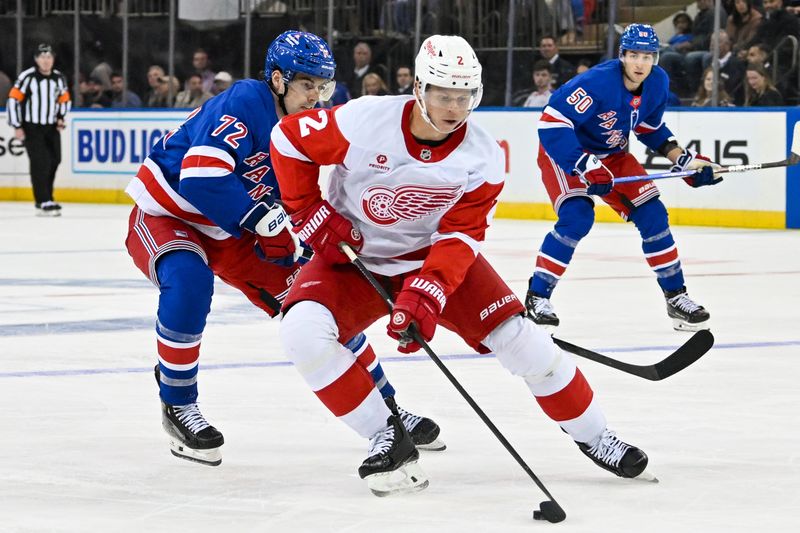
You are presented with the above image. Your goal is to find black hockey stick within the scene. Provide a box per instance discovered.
[551,330,714,381]
[339,243,566,524]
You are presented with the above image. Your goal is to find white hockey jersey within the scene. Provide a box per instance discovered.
[270,95,505,295]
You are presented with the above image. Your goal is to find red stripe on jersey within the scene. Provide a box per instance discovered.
[157,340,200,366]
[535,368,594,422]
[181,154,234,172]
[540,112,570,126]
[314,363,375,417]
[634,124,657,134]
[536,255,567,276]
[137,164,216,226]
[646,247,679,269]
[355,343,377,368]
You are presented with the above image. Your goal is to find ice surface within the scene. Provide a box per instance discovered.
[1,202,798,532]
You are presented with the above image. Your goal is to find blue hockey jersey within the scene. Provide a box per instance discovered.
[126,79,281,240]
[538,59,674,174]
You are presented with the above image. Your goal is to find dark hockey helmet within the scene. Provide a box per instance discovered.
[619,24,660,56]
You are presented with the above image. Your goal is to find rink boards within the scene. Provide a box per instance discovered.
[1,107,799,229]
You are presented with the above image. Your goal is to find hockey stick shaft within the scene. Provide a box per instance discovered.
[615,121,800,184]
[339,243,561,505]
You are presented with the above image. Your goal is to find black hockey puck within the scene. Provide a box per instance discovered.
[533,501,566,523]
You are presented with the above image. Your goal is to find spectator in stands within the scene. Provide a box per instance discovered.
[175,73,213,109]
[692,67,736,106]
[745,0,800,53]
[394,65,413,95]
[361,72,389,96]
[576,58,592,75]
[340,41,386,98]
[144,65,166,107]
[212,71,233,95]
[787,0,800,14]
[536,35,575,89]
[0,70,12,107]
[747,42,772,70]
[668,12,694,50]
[703,31,747,104]
[110,72,143,108]
[522,60,553,108]
[150,75,179,108]
[660,0,728,96]
[82,75,113,108]
[744,62,784,104]
[190,48,215,94]
[728,0,764,58]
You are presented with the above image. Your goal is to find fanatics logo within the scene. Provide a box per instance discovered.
[361,183,463,226]
[420,148,432,161]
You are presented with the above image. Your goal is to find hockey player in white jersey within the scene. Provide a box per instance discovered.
[271,35,653,496]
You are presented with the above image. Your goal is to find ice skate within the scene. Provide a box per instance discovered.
[576,429,656,482]
[386,397,446,451]
[665,287,710,332]
[525,291,560,327]
[155,365,223,466]
[35,201,61,217]
[358,414,429,497]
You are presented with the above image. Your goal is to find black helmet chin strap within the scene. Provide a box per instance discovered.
[266,74,289,116]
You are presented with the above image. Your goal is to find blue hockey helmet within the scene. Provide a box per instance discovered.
[619,24,660,56]
[265,30,336,87]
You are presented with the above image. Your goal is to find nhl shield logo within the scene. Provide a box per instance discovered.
[420,148,432,161]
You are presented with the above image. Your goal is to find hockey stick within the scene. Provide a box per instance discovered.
[551,330,714,381]
[339,243,567,524]
[613,121,800,184]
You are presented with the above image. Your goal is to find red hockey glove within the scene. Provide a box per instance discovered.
[293,200,363,265]
[574,153,614,196]
[240,200,299,267]
[387,276,446,354]
[672,148,723,188]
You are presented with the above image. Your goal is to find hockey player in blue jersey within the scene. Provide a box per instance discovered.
[527,23,722,332]
[124,30,443,467]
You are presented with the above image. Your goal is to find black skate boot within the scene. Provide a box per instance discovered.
[665,286,710,332]
[385,396,446,451]
[525,291,560,327]
[576,429,654,481]
[358,413,429,497]
[154,365,224,466]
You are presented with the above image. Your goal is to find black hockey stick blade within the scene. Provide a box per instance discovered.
[552,329,714,381]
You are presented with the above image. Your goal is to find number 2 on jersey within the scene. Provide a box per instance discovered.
[566,87,593,114]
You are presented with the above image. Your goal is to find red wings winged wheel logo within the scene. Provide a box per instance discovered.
[361,183,464,226]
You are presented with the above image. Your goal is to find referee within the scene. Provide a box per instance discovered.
[7,43,71,216]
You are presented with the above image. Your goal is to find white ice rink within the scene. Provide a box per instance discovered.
[1,202,798,532]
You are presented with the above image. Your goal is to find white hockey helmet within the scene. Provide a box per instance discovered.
[414,35,483,133]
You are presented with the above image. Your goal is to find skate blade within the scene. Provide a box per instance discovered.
[416,437,447,451]
[365,459,429,497]
[634,468,659,483]
[671,318,710,332]
[168,438,222,467]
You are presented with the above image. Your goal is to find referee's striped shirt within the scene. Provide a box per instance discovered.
[7,67,72,128]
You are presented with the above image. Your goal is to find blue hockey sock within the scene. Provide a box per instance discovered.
[530,198,594,297]
[154,250,214,406]
[630,199,685,293]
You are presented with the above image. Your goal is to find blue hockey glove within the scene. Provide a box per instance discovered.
[672,149,723,188]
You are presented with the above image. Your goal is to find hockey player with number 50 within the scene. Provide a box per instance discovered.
[271,34,654,497]
[123,30,443,467]
[527,24,721,332]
